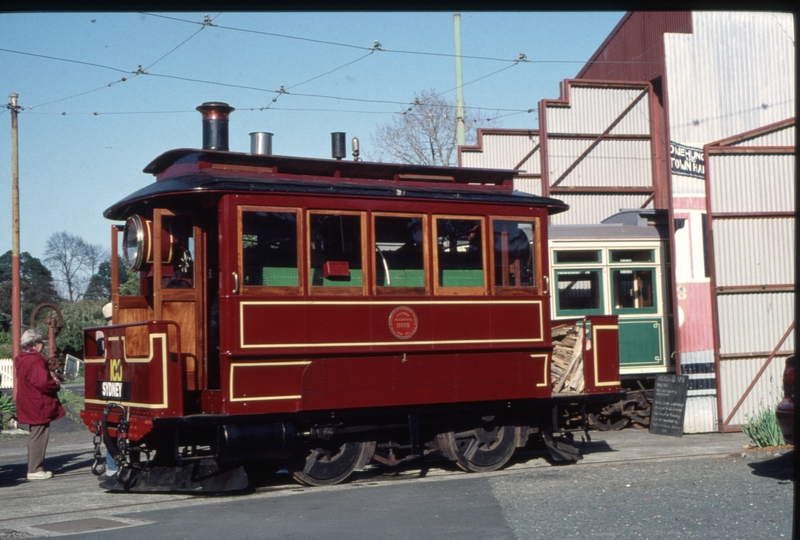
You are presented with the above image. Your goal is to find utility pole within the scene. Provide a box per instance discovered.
[8,93,21,400]
[453,14,465,148]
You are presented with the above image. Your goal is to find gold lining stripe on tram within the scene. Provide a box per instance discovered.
[85,333,171,409]
[239,299,545,349]
[530,353,550,387]
[229,361,312,402]
[592,325,621,387]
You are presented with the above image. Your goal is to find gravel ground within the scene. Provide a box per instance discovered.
[491,449,794,539]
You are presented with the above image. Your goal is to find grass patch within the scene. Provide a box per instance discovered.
[58,388,85,425]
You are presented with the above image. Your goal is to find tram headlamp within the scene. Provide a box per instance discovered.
[123,215,148,270]
[123,214,176,271]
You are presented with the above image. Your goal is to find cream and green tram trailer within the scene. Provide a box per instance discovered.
[548,210,672,428]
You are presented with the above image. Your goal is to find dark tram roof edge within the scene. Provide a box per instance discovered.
[101,148,568,221]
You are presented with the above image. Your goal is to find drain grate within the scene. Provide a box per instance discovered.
[33,518,132,534]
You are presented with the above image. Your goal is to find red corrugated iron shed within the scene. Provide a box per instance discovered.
[577,11,693,82]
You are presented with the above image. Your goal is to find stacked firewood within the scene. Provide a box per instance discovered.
[551,324,585,394]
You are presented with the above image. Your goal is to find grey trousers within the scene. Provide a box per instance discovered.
[28,423,50,473]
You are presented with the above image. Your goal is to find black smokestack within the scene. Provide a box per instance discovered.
[197,102,235,151]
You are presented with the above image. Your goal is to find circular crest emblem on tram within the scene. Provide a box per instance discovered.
[388,306,418,340]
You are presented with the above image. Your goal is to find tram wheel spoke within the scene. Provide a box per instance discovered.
[291,441,375,486]
[438,426,519,473]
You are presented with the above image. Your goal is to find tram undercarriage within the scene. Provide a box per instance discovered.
[91,397,612,493]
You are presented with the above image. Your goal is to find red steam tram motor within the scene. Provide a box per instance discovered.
[80,102,623,492]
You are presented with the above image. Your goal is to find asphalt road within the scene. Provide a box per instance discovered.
[0,420,794,540]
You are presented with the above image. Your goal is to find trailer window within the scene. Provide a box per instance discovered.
[555,270,603,314]
[374,215,426,293]
[610,249,654,263]
[240,209,300,289]
[309,212,365,293]
[612,269,656,313]
[492,219,535,289]
[554,250,602,264]
[434,217,485,293]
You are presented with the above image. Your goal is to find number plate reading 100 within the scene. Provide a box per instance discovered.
[96,380,131,401]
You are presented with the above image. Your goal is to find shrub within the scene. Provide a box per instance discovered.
[0,391,16,430]
[742,405,785,448]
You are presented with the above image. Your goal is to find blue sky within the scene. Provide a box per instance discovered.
[0,11,624,262]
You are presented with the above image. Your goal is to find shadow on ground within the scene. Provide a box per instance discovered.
[747,449,794,482]
[0,452,94,487]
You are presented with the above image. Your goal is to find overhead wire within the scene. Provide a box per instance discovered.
[142,13,218,71]
[138,12,661,66]
[3,13,556,119]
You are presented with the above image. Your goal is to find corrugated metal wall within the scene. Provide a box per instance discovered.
[546,139,653,188]
[578,12,692,82]
[720,357,786,427]
[708,154,795,213]
[729,124,795,147]
[459,129,543,196]
[717,293,795,355]
[682,350,718,433]
[706,121,795,431]
[665,12,795,145]
[539,80,660,217]
[713,219,795,286]
[545,87,652,135]
[460,130,541,173]
[514,177,543,197]
[549,193,653,225]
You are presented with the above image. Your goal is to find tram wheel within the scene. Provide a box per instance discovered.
[437,426,519,473]
[291,441,375,487]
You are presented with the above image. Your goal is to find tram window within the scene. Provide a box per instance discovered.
[309,212,364,291]
[610,249,654,263]
[374,215,425,291]
[612,269,655,311]
[241,210,299,287]
[435,217,485,290]
[162,216,195,289]
[555,270,602,313]
[554,250,601,264]
[493,220,535,288]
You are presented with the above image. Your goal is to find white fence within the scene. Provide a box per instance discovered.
[0,357,84,389]
[0,358,12,389]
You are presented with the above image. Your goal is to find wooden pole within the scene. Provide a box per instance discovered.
[8,93,21,400]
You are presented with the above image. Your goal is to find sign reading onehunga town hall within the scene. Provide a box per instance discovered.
[670,141,705,179]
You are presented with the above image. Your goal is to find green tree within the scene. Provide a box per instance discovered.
[55,299,107,358]
[0,330,11,359]
[119,267,141,296]
[0,251,61,332]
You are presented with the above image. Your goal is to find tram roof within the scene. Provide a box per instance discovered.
[144,148,521,185]
[104,149,569,220]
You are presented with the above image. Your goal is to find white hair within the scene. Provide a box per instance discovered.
[21,328,44,348]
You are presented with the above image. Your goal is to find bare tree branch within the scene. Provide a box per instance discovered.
[369,89,485,166]
[44,232,107,302]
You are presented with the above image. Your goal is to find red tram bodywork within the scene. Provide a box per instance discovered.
[81,103,622,491]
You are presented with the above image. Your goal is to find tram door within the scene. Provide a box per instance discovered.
[151,209,207,403]
[550,242,668,376]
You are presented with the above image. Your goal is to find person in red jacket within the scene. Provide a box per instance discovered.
[14,328,65,480]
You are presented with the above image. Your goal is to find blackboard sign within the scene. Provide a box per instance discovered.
[649,374,690,437]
